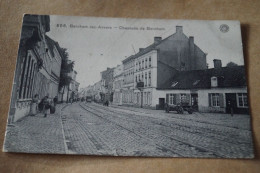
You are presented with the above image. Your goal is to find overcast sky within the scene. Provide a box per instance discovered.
[47,15,244,89]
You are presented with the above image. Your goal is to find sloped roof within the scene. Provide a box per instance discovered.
[45,35,57,57]
[158,65,247,90]
[122,27,206,62]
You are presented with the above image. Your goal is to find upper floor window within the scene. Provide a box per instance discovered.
[149,56,151,67]
[145,58,147,68]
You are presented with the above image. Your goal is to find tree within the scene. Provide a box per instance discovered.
[58,48,75,102]
[226,62,238,67]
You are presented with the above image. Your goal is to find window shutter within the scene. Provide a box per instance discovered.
[176,94,180,104]
[208,93,211,107]
[166,94,169,104]
[219,93,224,108]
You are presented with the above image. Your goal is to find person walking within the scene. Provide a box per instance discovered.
[53,96,58,106]
[42,96,50,118]
[29,94,39,116]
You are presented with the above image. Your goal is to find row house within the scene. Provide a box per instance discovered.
[9,14,64,122]
[157,60,249,114]
[100,67,114,102]
[62,70,80,101]
[112,64,124,105]
[122,55,135,106]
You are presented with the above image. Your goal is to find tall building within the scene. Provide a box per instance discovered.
[131,26,207,109]
[45,36,62,99]
[9,15,51,122]
[122,55,135,106]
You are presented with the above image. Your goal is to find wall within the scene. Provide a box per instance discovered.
[198,87,248,113]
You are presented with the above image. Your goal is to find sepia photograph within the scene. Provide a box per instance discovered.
[3,14,254,158]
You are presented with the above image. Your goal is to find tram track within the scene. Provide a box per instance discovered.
[79,103,222,157]
[82,103,252,158]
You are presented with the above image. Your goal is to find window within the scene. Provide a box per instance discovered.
[180,94,187,103]
[145,72,147,87]
[148,71,151,86]
[145,58,147,68]
[149,56,151,67]
[142,59,144,69]
[171,81,178,87]
[169,94,175,105]
[147,92,150,105]
[136,62,138,71]
[211,93,220,107]
[237,93,248,107]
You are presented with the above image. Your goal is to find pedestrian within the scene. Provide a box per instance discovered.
[42,95,50,118]
[53,96,58,106]
[29,94,39,116]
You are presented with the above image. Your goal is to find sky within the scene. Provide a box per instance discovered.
[46,15,244,89]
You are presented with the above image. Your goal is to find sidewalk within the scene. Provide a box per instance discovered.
[3,104,66,154]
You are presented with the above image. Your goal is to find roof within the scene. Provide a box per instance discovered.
[121,26,206,62]
[45,35,64,59]
[45,35,57,57]
[157,65,247,90]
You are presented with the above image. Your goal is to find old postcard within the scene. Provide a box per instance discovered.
[3,14,254,158]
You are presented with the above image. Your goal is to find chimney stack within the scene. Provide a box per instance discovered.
[176,26,183,34]
[139,48,144,52]
[213,59,222,68]
[154,37,162,44]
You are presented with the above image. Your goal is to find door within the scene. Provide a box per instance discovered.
[159,98,165,109]
[191,94,198,110]
[225,93,237,113]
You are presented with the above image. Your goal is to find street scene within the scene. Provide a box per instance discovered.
[3,15,254,158]
[4,101,253,158]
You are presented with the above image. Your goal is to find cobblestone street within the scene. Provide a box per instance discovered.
[4,102,254,158]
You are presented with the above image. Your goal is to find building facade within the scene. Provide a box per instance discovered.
[122,56,135,106]
[157,60,249,114]
[100,67,114,102]
[62,70,80,102]
[9,14,52,122]
[112,64,124,105]
[131,26,207,109]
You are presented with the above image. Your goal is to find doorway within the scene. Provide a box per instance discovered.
[191,94,198,111]
[158,98,165,110]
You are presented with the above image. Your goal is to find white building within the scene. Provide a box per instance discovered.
[112,64,124,105]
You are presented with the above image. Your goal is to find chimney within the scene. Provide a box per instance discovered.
[154,37,162,44]
[213,59,222,68]
[176,26,183,34]
[139,48,144,52]
[189,36,194,44]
